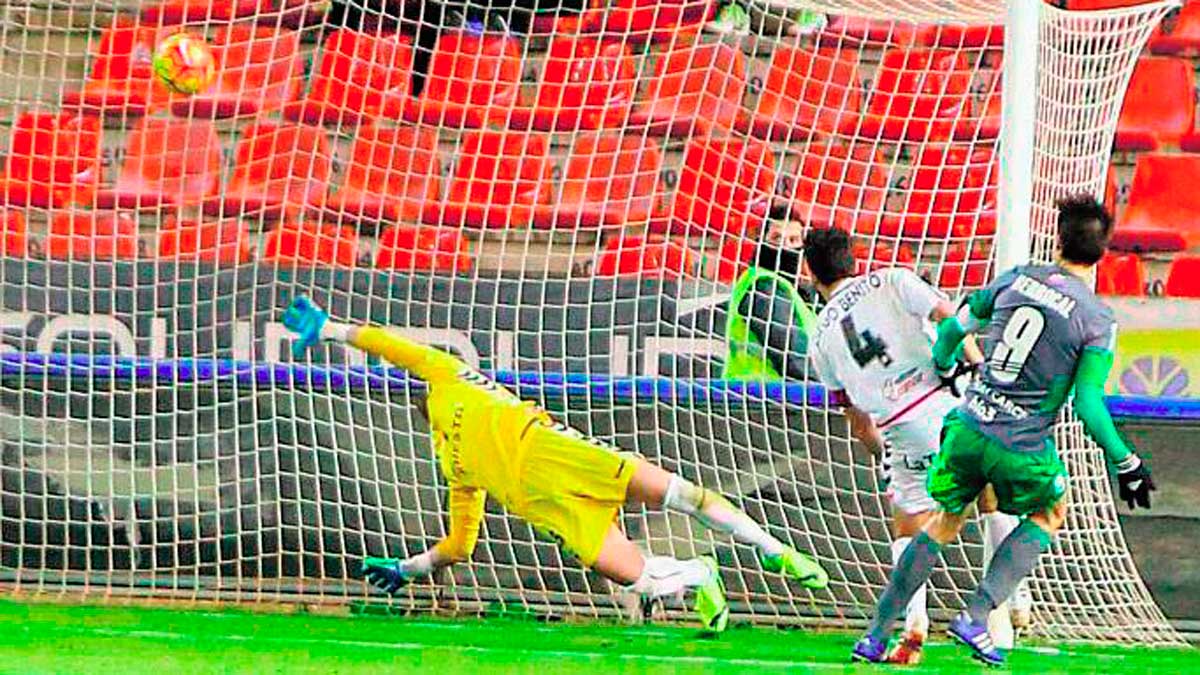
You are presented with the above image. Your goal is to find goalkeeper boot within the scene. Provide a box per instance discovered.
[948,612,1006,667]
[694,556,729,634]
[850,635,888,664]
[282,295,328,358]
[361,557,412,596]
[885,630,925,665]
[761,546,829,590]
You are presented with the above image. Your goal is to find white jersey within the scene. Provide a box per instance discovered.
[811,268,946,426]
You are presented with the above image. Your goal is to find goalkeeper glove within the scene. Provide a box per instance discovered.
[1115,454,1155,510]
[282,295,329,358]
[362,556,423,595]
[938,360,979,398]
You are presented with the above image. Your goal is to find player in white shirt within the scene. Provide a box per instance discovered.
[801,228,1026,663]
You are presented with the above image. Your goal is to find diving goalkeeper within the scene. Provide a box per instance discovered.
[283,296,828,632]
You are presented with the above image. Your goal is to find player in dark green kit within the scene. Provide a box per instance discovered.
[852,196,1157,666]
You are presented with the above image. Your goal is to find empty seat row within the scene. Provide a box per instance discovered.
[1096,251,1200,298]
[0,111,1007,240]
[0,209,471,272]
[65,22,1003,145]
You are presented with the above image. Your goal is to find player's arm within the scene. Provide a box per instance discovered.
[362,484,487,592]
[931,268,1020,372]
[348,325,464,382]
[281,295,464,382]
[1072,324,1155,509]
[844,401,885,460]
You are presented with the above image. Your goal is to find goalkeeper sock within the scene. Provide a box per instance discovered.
[663,476,785,557]
[966,519,1052,623]
[628,556,713,599]
[891,537,928,636]
[867,532,942,642]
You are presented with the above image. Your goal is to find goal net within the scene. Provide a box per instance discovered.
[0,0,1183,645]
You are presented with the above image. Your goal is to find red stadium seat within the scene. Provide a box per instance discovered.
[171,24,302,119]
[0,112,102,208]
[851,48,991,142]
[533,132,663,229]
[669,133,775,237]
[1165,255,1200,297]
[96,117,223,210]
[788,141,890,232]
[1096,252,1145,297]
[157,216,253,264]
[384,30,522,129]
[1064,0,1150,7]
[317,125,440,225]
[820,15,920,46]
[62,22,171,117]
[594,235,698,279]
[938,240,990,291]
[261,220,358,267]
[917,23,1004,48]
[375,226,471,274]
[428,130,553,229]
[713,237,756,284]
[853,240,916,274]
[1113,153,1197,252]
[1115,57,1195,151]
[739,47,862,142]
[43,212,140,261]
[0,210,27,257]
[881,144,997,238]
[630,42,745,137]
[515,36,636,132]
[283,30,412,127]
[206,122,331,219]
[1149,2,1200,55]
[604,0,711,42]
[143,0,263,24]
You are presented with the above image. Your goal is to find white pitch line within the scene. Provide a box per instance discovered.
[63,626,852,670]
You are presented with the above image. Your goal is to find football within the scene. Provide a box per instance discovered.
[152,33,216,95]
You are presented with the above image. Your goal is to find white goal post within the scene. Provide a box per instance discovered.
[0,0,1184,647]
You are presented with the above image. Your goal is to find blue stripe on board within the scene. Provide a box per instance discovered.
[0,353,1194,421]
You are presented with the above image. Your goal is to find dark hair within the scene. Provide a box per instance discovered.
[1056,194,1113,265]
[802,227,856,286]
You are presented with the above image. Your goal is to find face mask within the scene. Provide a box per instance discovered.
[756,242,802,280]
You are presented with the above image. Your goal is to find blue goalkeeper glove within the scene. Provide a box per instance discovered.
[282,295,328,359]
[362,556,420,595]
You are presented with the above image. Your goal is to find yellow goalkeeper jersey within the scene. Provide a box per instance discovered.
[350,326,551,557]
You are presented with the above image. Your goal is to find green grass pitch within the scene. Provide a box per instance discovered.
[0,600,1191,674]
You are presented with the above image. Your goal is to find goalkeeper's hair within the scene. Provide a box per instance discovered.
[1056,194,1113,266]
[802,226,855,287]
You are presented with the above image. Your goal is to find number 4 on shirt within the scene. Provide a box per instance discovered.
[841,315,892,368]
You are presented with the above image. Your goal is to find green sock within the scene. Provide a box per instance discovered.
[867,532,942,642]
[965,519,1052,623]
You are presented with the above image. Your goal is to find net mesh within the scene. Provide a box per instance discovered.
[0,0,1182,645]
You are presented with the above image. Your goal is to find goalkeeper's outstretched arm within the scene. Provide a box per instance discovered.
[282,295,465,383]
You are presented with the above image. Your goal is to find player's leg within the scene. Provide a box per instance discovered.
[853,410,985,663]
[876,403,953,665]
[947,439,1069,667]
[624,459,828,589]
[590,525,729,633]
[978,486,1033,631]
[886,507,933,664]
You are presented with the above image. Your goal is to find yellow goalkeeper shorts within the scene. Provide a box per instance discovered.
[515,422,640,567]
